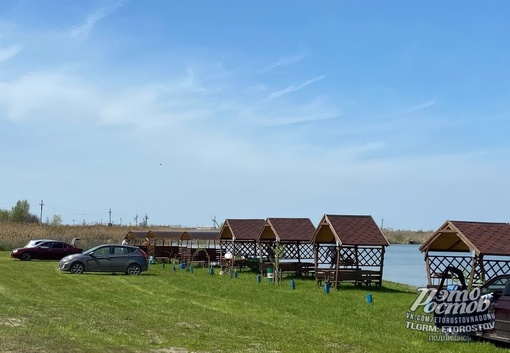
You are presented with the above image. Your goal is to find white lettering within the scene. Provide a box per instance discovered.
[410,288,436,311]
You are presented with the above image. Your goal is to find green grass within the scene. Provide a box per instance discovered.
[0,252,506,353]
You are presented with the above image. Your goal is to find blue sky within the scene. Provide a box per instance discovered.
[1,1,509,230]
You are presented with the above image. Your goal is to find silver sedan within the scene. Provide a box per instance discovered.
[59,244,149,275]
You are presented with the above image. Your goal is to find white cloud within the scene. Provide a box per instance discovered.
[269,74,326,99]
[0,72,101,122]
[400,99,436,115]
[259,52,306,73]
[0,44,23,63]
[70,2,124,40]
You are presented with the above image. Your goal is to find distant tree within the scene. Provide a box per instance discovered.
[9,200,39,223]
[50,215,63,226]
[0,209,9,222]
[25,214,40,223]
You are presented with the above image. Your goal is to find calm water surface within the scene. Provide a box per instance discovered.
[383,244,427,287]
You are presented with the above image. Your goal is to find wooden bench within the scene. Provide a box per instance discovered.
[260,262,313,277]
[358,270,382,287]
[315,268,383,288]
[184,248,221,267]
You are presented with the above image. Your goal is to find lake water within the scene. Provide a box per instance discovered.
[384,244,427,287]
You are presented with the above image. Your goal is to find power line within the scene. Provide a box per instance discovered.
[44,204,107,216]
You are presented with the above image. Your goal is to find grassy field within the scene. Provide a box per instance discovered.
[0,252,507,353]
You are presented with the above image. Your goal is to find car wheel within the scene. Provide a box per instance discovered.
[126,264,141,275]
[21,253,32,261]
[70,262,85,274]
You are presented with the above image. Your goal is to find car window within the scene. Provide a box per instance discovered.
[51,242,65,249]
[113,246,131,255]
[39,242,51,248]
[485,277,510,294]
[92,246,111,256]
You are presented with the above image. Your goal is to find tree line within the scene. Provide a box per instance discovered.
[0,200,40,223]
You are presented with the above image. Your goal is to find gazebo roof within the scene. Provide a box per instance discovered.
[419,220,510,256]
[125,230,212,241]
[311,215,389,246]
[257,217,316,242]
[219,219,266,241]
[125,230,150,240]
[148,230,186,240]
[183,231,220,241]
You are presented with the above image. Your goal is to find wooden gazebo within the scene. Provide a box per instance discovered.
[125,230,151,244]
[179,230,220,266]
[218,219,266,272]
[256,217,315,277]
[420,220,510,288]
[125,230,184,260]
[311,215,389,288]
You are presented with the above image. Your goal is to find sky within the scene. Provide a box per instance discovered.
[1,1,509,230]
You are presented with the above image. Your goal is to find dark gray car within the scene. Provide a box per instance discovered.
[59,244,149,275]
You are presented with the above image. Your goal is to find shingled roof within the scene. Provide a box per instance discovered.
[419,220,510,256]
[218,219,266,241]
[125,230,150,240]
[148,230,186,240]
[183,230,220,241]
[311,215,389,246]
[125,230,217,241]
[257,217,316,242]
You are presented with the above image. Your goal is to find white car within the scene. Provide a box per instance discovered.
[24,239,58,248]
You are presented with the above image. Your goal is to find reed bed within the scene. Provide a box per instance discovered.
[0,223,183,250]
[0,223,431,251]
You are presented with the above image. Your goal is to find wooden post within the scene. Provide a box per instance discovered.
[379,246,386,288]
[424,249,432,287]
[334,245,340,289]
[468,252,480,289]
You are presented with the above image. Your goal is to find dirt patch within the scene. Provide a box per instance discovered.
[176,322,202,329]
[149,348,211,353]
[0,317,26,327]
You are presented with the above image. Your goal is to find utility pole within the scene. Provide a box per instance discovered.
[39,200,44,224]
[144,214,149,227]
[134,214,138,226]
[108,208,113,227]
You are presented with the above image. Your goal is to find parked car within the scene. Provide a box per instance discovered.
[58,244,149,275]
[23,239,57,248]
[474,274,510,343]
[434,268,510,343]
[11,238,82,261]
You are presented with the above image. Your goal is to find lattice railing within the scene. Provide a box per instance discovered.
[316,244,336,265]
[219,240,258,258]
[482,260,510,282]
[299,243,314,260]
[220,241,233,255]
[220,241,314,262]
[427,255,483,286]
[428,255,473,276]
[356,247,383,267]
[315,245,385,268]
[281,243,298,259]
[258,242,313,261]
